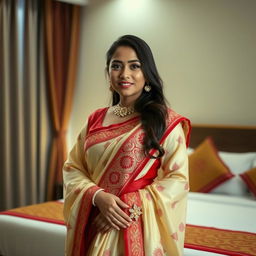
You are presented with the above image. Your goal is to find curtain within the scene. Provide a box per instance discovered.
[0,0,51,211]
[44,0,80,200]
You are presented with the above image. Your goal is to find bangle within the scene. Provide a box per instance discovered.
[92,189,104,206]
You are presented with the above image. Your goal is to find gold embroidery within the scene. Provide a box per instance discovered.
[97,109,184,196]
[124,193,144,256]
[84,122,138,151]
[99,128,145,195]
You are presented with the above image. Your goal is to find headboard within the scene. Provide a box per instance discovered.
[189,124,256,153]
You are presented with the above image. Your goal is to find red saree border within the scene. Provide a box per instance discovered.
[121,159,160,195]
[119,111,191,196]
[160,110,191,147]
[84,121,139,151]
[84,107,140,151]
[122,192,144,256]
[98,124,145,195]
[87,107,140,133]
[185,224,256,256]
[71,185,100,256]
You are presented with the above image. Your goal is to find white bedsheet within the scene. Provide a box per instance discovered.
[0,193,255,256]
[0,215,66,256]
[187,192,256,232]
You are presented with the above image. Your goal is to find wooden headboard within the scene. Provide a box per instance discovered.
[189,124,256,153]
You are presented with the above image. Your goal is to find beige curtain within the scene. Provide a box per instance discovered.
[0,0,51,211]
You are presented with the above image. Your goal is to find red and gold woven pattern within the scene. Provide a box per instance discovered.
[0,201,64,225]
[185,224,256,256]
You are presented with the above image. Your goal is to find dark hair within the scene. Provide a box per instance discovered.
[106,35,168,158]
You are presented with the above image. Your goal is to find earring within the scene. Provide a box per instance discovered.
[144,84,151,92]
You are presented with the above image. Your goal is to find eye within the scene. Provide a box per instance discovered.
[130,63,141,70]
[111,63,122,70]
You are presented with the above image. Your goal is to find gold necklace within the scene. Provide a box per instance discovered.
[113,104,135,117]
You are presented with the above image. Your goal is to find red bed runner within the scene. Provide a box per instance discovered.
[185,224,256,256]
[1,201,256,256]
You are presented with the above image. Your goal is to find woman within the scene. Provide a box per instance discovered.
[63,35,191,256]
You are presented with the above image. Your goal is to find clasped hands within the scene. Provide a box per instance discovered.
[93,191,132,233]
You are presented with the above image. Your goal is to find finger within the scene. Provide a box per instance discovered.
[115,197,130,208]
[96,222,109,233]
[92,213,102,225]
[93,216,107,232]
[115,207,132,223]
[98,223,106,233]
[106,216,120,230]
[101,224,112,234]
[96,215,109,227]
[110,210,131,228]
[93,221,102,232]
[113,214,131,228]
[103,207,129,227]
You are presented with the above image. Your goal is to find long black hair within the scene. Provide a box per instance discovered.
[106,35,168,158]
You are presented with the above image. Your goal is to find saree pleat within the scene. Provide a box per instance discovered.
[63,107,191,256]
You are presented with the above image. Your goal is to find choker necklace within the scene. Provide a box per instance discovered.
[113,104,135,117]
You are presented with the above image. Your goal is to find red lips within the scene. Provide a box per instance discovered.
[118,81,133,88]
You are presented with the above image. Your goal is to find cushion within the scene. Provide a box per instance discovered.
[189,137,234,192]
[240,167,256,197]
[211,151,256,196]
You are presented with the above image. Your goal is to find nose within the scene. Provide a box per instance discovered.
[119,65,130,79]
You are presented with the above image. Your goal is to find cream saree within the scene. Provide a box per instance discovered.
[63,107,190,256]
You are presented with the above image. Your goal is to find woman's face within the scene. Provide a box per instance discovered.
[108,46,146,105]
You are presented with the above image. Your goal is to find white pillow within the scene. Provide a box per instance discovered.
[211,152,256,196]
[253,158,256,167]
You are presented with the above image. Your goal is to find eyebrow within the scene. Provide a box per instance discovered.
[111,59,141,64]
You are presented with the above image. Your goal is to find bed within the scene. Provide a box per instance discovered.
[184,124,256,256]
[0,124,256,256]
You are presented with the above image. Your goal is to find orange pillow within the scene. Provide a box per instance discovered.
[189,137,234,192]
[240,167,256,197]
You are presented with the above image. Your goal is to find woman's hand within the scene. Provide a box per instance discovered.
[92,213,113,233]
[94,191,132,231]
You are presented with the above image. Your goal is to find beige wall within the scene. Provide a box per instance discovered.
[68,0,256,146]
